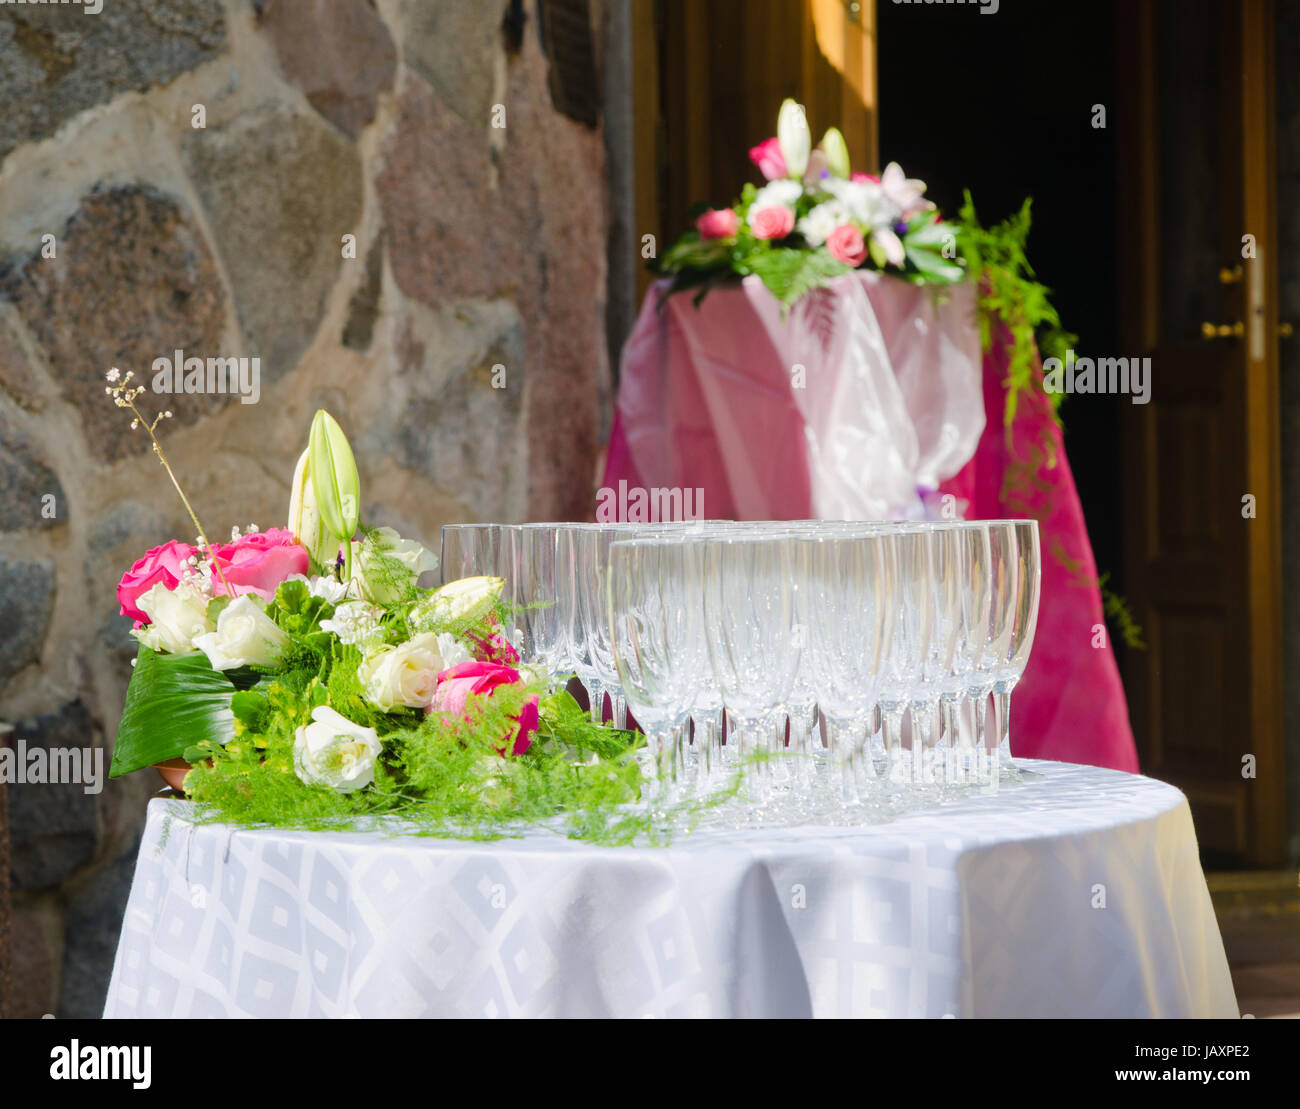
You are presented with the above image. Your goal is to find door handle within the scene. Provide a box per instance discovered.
[1200,320,1244,339]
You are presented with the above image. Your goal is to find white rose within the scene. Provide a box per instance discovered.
[319,600,384,647]
[751,179,802,212]
[357,632,445,711]
[409,575,504,629]
[797,200,849,248]
[349,526,438,606]
[436,632,474,669]
[293,705,382,793]
[132,582,213,655]
[193,595,290,670]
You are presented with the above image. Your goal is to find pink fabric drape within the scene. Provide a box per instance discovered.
[937,332,1138,772]
[600,278,1138,773]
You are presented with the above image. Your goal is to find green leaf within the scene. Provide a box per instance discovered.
[904,213,954,248]
[230,689,269,730]
[308,409,360,542]
[658,233,732,275]
[109,646,240,777]
[741,248,850,306]
[904,244,966,283]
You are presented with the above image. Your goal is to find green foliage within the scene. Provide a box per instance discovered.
[179,673,734,844]
[1049,537,1146,651]
[737,247,852,307]
[1099,572,1146,651]
[951,192,1077,439]
[110,646,240,777]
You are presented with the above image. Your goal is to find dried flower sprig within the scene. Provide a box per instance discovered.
[104,367,235,596]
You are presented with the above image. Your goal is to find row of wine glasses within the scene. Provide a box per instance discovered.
[442,521,696,726]
[441,519,1041,820]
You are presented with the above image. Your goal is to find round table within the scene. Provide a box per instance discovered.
[103,760,1237,1018]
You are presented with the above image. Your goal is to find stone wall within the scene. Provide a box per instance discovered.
[0,0,613,1016]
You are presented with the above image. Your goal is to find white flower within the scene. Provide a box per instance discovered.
[357,633,445,711]
[826,177,900,231]
[436,632,474,668]
[348,526,439,606]
[286,573,350,605]
[879,161,933,217]
[797,200,849,247]
[132,582,213,655]
[293,706,381,793]
[319,600,384,647]
[777,98,811,179]
[193,596,290,670]
[409,575,504,629]
[751,179,802,212]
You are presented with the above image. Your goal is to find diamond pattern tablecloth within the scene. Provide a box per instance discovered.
[103,760,1236,1018]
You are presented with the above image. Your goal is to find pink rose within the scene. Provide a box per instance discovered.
[750,206,795,241]
[695,207,739,240]
[748,136,787,181]
[210,528,310,602]
[430,660,539,756]
[117,540,198,622]
[827,224,868,267]
[467,614,520,666]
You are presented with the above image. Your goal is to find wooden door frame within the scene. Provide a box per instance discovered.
[1117,0,1285,863]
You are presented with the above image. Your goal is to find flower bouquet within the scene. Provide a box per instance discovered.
[652,99,1077,440]
[655,99,964,307]
[105,374,654,842]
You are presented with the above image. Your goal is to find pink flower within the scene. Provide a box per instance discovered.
[748,137,787,181]
[850,172,879,185]
[695,207,739,240]
[210,528,310,602]
[117,540,198,622]
[467,614,520,666]
[879,161,933,218]
[430,660,539,756]
[750,206,795,241]
[827,224,867,267]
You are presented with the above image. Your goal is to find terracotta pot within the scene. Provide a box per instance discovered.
[152,758,192,792]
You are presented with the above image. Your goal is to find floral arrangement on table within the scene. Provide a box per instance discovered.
[652,99,1076,441]
[104,374,668,842]
[652,100,1142,647]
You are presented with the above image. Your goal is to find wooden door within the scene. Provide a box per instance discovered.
[632,0,878,303]
[1118,0,1284,865]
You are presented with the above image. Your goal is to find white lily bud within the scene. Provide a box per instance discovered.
[777,99,811,180]
[287,447,336,569]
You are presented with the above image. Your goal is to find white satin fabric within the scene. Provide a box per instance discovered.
[615,272,985,520]
[103,761,1235,1018]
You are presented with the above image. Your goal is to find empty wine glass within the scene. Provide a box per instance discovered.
[990,520,1042,777]
[700,535,802,806]
[909,526,960,786]
[440,523,501,584]
[608,539,702,801]
[798,532,890,804]
[937,523,991,785]
[876,528,932,784]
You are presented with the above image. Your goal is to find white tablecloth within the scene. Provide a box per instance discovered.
[103,761,1236,1018]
